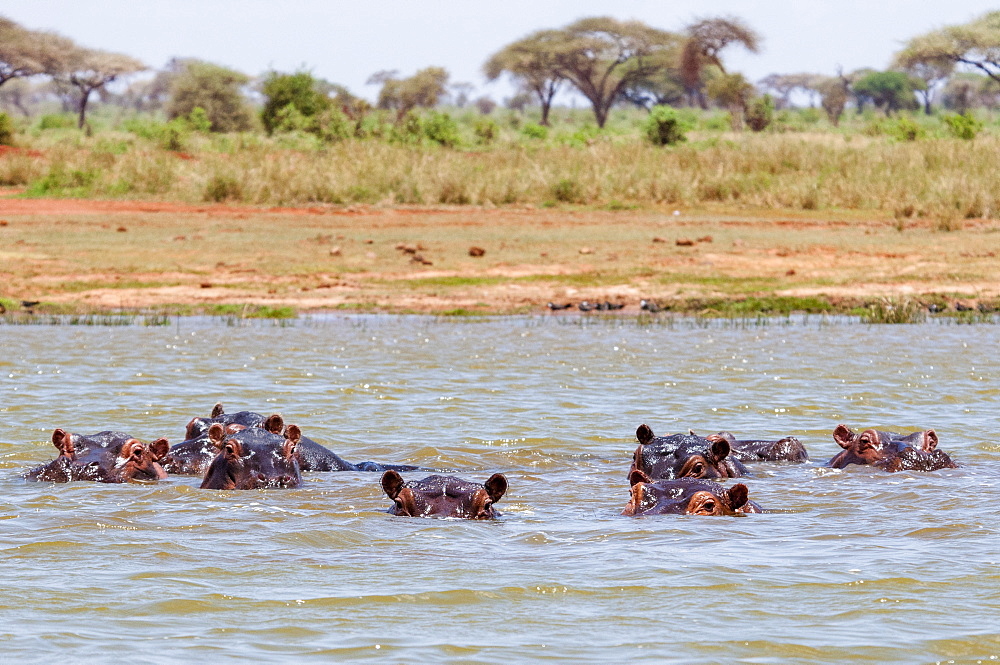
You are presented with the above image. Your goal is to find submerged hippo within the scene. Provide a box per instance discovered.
[692,429,809,463]
[200,423,302,490]
[380,470,508,519]
[630,424,748,481]
[827,424,957,472]
[24,429,170,483]
[622,471,762,516]
[171,404,417,474]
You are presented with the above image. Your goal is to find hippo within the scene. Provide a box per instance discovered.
[171,404,418,474]
[630,424,748,481]
[622,471,762,516]
[827,424,958,472]
[200,423,302,490]
[380,470,508,519]
[692,429,809,463]
[24,429,170,483]
[184,402,267,441]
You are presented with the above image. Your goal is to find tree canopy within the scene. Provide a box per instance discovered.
[47,45,145,128]
[896,11,1000,84]
[373,67,449,118]
[546,17,682,128]
[681,16,761,108]
[484,29,566,125]
[167,60,254,132]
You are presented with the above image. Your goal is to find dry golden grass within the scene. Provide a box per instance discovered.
[2,132,999,223]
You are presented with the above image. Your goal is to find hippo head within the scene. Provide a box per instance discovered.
[622,470,751,516]
[829,424,957,472]
[631,424,746,480]
[381,471,508,519]
[199,423,302,490]
[49,428,169,482]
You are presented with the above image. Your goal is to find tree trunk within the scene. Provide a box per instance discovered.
[591,100,608,128]
[540,101,551,126]
[77,89,91,129]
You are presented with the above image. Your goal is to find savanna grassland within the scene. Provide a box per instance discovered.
[2,108,1000,319]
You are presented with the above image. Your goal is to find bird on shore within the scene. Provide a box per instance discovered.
[640,299,666,313]
[547,302,573,311]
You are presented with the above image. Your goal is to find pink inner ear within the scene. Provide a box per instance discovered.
[832,424,854,449]
[923,430,939,452]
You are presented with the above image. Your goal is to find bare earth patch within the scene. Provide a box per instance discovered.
[2,196,1000,314]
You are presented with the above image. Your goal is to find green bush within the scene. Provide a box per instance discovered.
[0,112,14,146]
[943,112,983,140]
[745,95,774,133]
[203,173,243,202]
[423,111,460,147]
[521,123,548,140]
[551,178,583,203]
[473,117,499,144]
[644,105,686,146]
[890,116,924,142]
[390,112,424,145]
[186,107,213,133]
[260,71,330,135]
[38,114,75,131]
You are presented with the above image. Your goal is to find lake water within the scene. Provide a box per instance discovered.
[1,315,997,663]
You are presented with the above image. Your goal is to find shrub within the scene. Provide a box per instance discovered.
[186,107,213,133]
[474,117,499,144]
[745,95,774,133]
[552,178,583,203]
[943,112,982,140]
[390,112,424,145]
[890,116,924,142]
[521,123,548,140]
[644,105,686,146]
[260,71,330,135]
[313,107,352,143]
[0,112,13,146]
[38,114,75,131]
[203,174,243,202]
[423,111,460,147]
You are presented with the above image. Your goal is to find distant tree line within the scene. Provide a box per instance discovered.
[3,11,1000,138]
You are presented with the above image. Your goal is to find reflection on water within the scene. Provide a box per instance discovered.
[0,316,998,662]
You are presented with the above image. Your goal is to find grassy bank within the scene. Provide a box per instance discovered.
[2,106,999,220]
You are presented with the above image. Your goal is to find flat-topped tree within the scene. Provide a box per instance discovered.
[0,16,73,89]
[897,11,1000,85]
[681,16,761,109]
[550,17,680,128]
[484,29,566,126]
[49,46,145,128]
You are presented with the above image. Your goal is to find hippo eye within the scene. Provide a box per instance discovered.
[692,463,704,476]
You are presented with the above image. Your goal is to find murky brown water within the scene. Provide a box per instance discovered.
[1,315,998,663]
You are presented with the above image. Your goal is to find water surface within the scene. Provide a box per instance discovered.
[1,315,997,663]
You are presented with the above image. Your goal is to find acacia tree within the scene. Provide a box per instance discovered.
[373,67,449,119]
[0,17,75,91]
[815,75,849,126]
[49,46,145,128]
[549,17,680,128]
[898,11,1000,84]
[852,71,918,116]
[681,16,761,108]
[484,29,566,125]
[167,60,254,132]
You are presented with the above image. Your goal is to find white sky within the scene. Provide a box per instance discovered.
[2,0,995,102]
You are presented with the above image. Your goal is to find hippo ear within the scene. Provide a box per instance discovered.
[628,469,652,486]
[923,429,939,453]
[211,402,225,418]
[208,423,226,448]
[726,484,750,510]
[51,428,74,455]
[636,424,654,445]
[381,470,404,499]
[688,428,698,436]
[264,414,284,434]
[148,438,169,461]
[833,424,854,449]
[283,424,301,459]
[484,473,508,502]
[709,437,731,462]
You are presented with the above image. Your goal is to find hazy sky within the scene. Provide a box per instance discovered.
[3,1,995,102]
